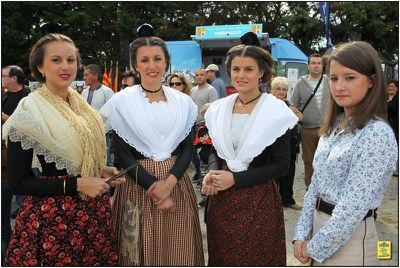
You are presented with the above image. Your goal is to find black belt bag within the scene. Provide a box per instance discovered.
[316,197,377,221]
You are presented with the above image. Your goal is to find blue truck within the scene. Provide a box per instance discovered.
[166,24,308,93]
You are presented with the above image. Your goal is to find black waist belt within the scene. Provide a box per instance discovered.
[316,197,377,221]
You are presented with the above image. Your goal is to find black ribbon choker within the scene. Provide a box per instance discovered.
[141,84,162,94]
[238,93,262,107]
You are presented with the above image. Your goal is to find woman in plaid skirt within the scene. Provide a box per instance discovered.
[100,36,204,266]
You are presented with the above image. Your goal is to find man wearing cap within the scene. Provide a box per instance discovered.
[206,64,226,99]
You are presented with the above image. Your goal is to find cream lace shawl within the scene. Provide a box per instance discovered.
[2,85,106,180]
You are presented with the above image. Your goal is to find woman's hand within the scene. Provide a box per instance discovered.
[155,196,177,212]
[108,177,127,187]
[209,170,235,191]
[293,240,310,264]
[101,166,118,178]
[146,175,176,203]
[101,166,127,187]
[201,172,218,196]
[77,177,110,198]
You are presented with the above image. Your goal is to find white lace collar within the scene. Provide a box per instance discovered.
[205,93,298,172]
[100,85,197,161]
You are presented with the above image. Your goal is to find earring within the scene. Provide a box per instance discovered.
[42,73,45,78]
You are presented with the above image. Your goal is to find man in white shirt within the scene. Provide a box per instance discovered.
[190,68,218,182]
[82,64,114,111]
[82,64,114,165]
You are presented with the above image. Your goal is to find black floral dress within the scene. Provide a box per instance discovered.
[5,147,118,266]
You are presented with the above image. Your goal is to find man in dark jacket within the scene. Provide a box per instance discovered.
[1,65,31,265]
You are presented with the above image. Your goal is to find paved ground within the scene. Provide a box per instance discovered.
[188,157,399,266]
[9,158,398,266]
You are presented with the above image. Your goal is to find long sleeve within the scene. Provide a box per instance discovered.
[112,131,157,190]
[207,147,223,171]
[293,177,319,241]
[232,130,290,188]
[7,138,78,196]
[169,130,194,179]
[294,120,398,263]
[289,79,301,108]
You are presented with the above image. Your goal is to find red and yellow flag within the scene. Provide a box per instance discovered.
[102,63,112,88]
[108,61,112,89]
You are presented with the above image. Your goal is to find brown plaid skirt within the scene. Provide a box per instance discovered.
[112,157,204,266]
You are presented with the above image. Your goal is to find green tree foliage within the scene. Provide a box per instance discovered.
[329,1,398,62]
[1,1,398,81]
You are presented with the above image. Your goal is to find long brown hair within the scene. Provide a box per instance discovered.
[321,41,387,136]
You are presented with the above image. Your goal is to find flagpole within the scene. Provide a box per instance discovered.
[319,1,332,49]
[114,61,119,92]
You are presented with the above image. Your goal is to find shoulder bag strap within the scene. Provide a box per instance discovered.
[300,75,324,113]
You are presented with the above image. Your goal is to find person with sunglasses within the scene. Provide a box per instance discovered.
[166,72,192,95]
[121,70,139,90]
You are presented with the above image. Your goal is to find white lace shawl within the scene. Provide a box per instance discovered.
[205,93,299,172]
[100,85,197,161]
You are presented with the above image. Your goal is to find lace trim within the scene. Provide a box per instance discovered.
[141,91,167,104]
[8,127,79,175]
[113,127,154,160]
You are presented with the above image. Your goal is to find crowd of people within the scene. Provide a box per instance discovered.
[1,28,398,267]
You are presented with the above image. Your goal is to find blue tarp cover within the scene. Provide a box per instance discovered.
[269,38,308,63]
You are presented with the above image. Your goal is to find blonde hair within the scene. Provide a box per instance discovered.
[271,76,289,90]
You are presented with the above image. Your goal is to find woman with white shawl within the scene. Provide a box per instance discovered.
[201,44,298,266]
[100,36,204,266]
